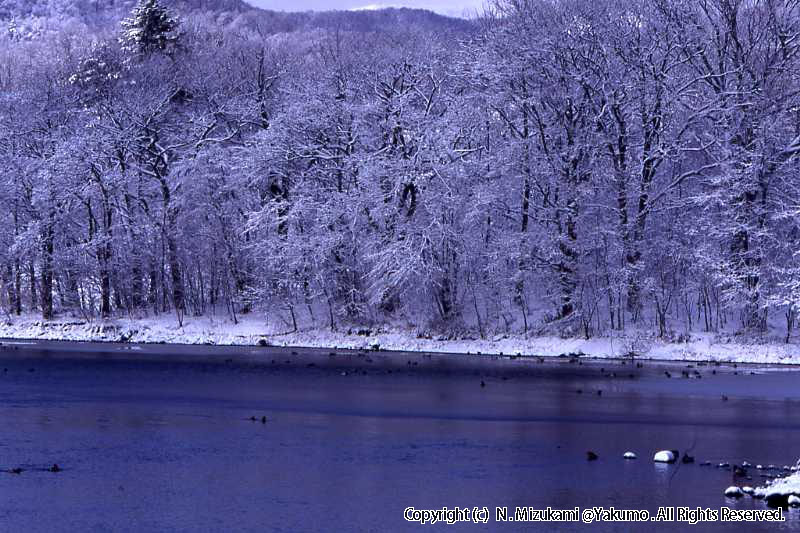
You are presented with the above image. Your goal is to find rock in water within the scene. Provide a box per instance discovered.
[623,452,637,460]
[789,495,800,507]
[765,492,790,508]
[724,486,744,498]
[587,451,599,461]
[654,450,676,463]
[741,486,754,495]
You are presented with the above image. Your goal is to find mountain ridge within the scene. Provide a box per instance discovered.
[0,0,475,35]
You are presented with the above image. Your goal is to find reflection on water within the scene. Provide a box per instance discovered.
[0,351,798,532]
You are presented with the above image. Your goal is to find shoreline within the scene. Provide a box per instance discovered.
[0,314,798,367]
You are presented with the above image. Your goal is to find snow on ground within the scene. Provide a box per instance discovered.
[755,470,800,502]
[0,313,799,365]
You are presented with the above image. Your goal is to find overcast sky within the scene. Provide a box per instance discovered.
[245,0,487,18]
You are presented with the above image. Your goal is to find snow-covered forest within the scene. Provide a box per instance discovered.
[2,0,800,345]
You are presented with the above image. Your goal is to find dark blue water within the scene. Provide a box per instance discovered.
[0,343,799,532]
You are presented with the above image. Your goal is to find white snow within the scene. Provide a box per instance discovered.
[0,315,798,365]
[654,451,675,463]
[742,486,754,495]
[623,452,637,460]
[754,470,800,501]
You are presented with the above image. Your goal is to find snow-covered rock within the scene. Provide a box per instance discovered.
[742,486,754,495]
[654,450,676,463]
[789,495,800,507]
[623,452,637,460]
[754,470,800,507]
[724,486,744,498]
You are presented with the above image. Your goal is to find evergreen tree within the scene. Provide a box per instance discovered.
[119,0,180,57]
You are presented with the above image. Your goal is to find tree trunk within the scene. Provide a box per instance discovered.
[148,267,159,315]
[166,232,184,312]
[40,222,54,320]
[13,261,21,315]
[29,261,38,312]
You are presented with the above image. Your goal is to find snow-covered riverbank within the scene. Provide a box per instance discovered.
[756,470,800,507]
[1,315,799,365]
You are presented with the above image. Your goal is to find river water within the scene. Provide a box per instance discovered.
[0,342,798,532]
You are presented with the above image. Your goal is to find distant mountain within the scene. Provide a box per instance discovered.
[228,6,476,38]
[292,7,474,34]
[0,0,475,38]
[0,0,122,19]
[0,0,251,21]
[170,0,251,12]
